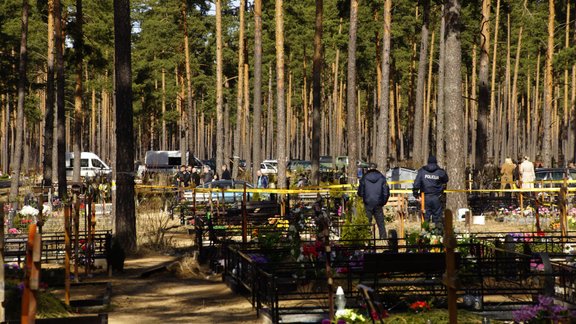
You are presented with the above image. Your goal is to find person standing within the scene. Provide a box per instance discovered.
[413,156,449,232]
[175,165,187,187]
[189,166,200,187]
[221,164,231,180]
[519,156,535,189]
[202,165,213,184]
[256,170,268,188]
[357,163,390,240]
[500,157,516,190]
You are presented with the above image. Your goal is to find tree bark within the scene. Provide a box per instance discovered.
[55,0,67,198]
[9,0,29,206]
[72,0,83,183]
[311,0,323,186]
[43,0,55,187]
[489,0,501,159]
[346,0,359,183]
[234,0,246,179]
[376,0,392,170]
[275,0,287,189]
[444,0,466,212]
[476,0,490,169]
[543,0,554,166]
[215,0,224,172]
[436,4,446,166]
[412,0,430,167]
[182,0,195,165]
[252,0,263,183]
[113,0,136,255]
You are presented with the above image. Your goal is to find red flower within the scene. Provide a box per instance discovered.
[409,301,431,313]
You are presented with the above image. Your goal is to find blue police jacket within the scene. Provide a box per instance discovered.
[357,169,390,207]
[413,162,449,196]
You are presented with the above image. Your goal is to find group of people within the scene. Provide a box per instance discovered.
[175,164,234,187]
[500,156,535,190]
[357,156,449,239]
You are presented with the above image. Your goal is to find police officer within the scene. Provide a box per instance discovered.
[413,156,449,232]
[357,163,390,240]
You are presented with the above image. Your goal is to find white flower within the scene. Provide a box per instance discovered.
[42,204,52,216]
[19,205,39,217]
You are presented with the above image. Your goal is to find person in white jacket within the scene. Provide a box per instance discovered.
[519,156,535,189]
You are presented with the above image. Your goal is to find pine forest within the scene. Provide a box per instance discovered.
[0,0,575,201]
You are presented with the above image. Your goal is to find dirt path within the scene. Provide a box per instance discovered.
[99,255,262,324]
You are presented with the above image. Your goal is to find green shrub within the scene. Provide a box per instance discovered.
[340,198,371,245]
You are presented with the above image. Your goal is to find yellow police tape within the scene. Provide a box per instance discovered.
[135,183,576,195]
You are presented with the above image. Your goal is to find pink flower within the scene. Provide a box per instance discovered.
[8,228,20,235]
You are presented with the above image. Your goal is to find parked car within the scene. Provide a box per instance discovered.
[534,168,576,188]
[320,156,335,170]
[263,159,278,168]
[65,152,112,180]
[187,180,253,203]
[287,160,312,173]
[334,156,370,169]
[260,162,278,175]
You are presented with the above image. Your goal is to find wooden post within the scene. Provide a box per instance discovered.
[443,209,457,324]
[560,181,568,238]
[242,183,247,243]
[465,210,472,232]
[37,189,44,234]
[520,191,524,216]
[420,192,425,224]
[21,224,39,324]
[0,203,4,323]
[73,195,80,283]
[64,205,71,305]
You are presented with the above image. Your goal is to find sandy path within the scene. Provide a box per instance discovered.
[101,255,262,324]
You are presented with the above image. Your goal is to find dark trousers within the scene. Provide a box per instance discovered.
[425,194,443,232]
[365,204,387,239]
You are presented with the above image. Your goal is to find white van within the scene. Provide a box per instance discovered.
[65,152,112,179]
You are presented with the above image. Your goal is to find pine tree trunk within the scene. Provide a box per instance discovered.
[412,0,430,166]
[243,63,251,178]
[9,0,29,206]
[489,0,501,159]
[43,0,55,187]
[72,0,83,183]
[376,0,391,169]
[436,4,446,166]
[505,13,512,158]
[113,0,136,255]
[476,0,490,168]
[233,0,245,179]
[571,13,576,164]
[182,0,194,164]
[91,88,96,152]
[55,0,67,198]
[563,1,570,164]
[424,30,434,160]
[275,0,287,189]
[332,19,342,156]
[470,47,477,168]
[267,66,273,158]
[346,0,359,183]
[215,0,224,170]
[543,0,554,166]
[251,0,262,182]
[511,24,523,159]
[444,0,466,212]
[311,0,323,185]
